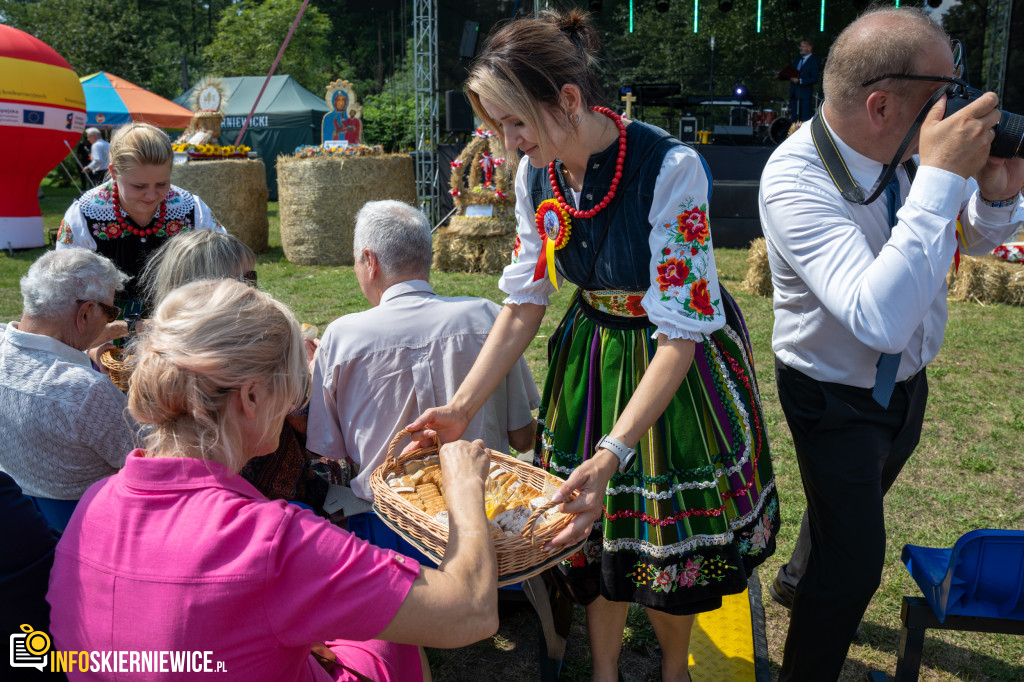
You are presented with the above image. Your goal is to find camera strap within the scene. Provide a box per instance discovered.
[809,88,946,205]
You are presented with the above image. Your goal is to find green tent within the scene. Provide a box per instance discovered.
[175,75,329,200]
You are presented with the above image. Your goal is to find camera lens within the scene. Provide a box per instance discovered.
[944,87,1023,159]
[992,110,1024,159]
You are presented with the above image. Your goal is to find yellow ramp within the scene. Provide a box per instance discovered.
[688,573,769,681]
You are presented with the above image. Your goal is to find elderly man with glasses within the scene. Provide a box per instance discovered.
[758,6,1024,681]
[0,250,139,529]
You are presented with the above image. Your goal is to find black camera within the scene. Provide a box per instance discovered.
[944,84,1024,159]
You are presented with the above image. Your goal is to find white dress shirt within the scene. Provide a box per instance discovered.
[85,138,109,173]
[759,114,1023,387]
[0,322,138,499]
[306,280,540,501]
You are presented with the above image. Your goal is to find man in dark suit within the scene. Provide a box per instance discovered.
[789,37,821,122]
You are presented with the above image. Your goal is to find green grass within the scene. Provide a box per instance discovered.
[8,186,1023,681]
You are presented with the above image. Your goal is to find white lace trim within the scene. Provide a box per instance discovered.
[707,340,755,475]
[720,323,766,415]
[503,293,552,308]
[600,481,775,558]
[78,184,197,224]
[728,478,775,531]
[603,531,733,558]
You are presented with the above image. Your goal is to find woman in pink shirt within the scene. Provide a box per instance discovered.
[48,279,498,681]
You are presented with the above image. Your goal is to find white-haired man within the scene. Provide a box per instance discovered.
[307,200,540,504]
[0,250,138,524]
[759,7,1023,680]
[82,127,109,186]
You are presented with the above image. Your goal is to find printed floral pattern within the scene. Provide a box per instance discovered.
[512,234,522,263]
[656,198,720,322]
[90,216,194,241]
[581,290,646,317]
[564,538,603,568]
[656,257,691,291]
[737,499,778,556]
[677,206,709,245]
[56,221,74,245]
[629,554,735,593]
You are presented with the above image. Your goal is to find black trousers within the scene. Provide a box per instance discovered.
[775,358,928,682]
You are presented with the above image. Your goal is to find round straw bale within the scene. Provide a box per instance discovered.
[433,225,516,274]
[171,159,269,253]
[1004,264,1024,307]
[741,237,773,298]
[948,254,1008,304]
[276,154,416,266]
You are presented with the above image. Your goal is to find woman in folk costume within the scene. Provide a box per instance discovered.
[408,10,778,681]
[56,122,223,314]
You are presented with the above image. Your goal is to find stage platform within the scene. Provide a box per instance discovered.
[695,144,774,249]
[690,573,771,681]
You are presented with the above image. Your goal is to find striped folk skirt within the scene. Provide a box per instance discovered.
[536,287,779,614]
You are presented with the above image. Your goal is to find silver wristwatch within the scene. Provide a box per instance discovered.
[596,435,638,474]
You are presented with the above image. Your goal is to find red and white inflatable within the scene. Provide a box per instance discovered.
[0,24,86,249]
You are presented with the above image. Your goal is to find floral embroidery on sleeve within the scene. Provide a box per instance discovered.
[511,234,522,264]
[655,198,719,322]
[56,220,74,245]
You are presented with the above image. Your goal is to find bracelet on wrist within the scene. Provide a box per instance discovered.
[979,192,1021,208]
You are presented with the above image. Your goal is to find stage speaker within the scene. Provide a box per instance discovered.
[460,21,479,59]
[709,180,762,247]
[446,91,475,132]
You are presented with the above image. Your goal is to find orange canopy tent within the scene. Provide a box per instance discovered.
[80,71,192,128]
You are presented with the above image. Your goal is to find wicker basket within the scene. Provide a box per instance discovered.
[370,429,585,586]
[100,348,132,391]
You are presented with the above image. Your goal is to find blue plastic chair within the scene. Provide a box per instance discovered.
[890,529,1024,681]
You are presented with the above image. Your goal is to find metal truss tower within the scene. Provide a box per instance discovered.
[413,0,439,225]
[984,0,1013,101]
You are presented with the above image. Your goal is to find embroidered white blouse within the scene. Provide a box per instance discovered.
[498,145,726,342]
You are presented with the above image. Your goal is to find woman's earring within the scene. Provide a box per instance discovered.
[569,112,581,127]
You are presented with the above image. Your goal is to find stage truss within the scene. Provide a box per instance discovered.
[984,0,1013,101]
[413,0,439,225]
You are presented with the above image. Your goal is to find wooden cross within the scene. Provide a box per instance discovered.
[621,90,637,119]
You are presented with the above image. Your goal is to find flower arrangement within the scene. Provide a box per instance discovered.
[992,243,1024,263]
[448,131,514,209]
[290,144,383,159]
[173,143,251,159]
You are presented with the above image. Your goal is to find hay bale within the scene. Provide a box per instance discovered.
[433,223,516,274]
[171,159,269,253]
[1005,265,1024,307]
[277,154,415,266]
[741,237,773,298]
[947,254,1009,303]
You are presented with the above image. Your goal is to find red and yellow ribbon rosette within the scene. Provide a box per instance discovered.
[533,199,572,290]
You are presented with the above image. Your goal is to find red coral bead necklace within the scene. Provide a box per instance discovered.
[548,106,627,220]
[112,181,166,240]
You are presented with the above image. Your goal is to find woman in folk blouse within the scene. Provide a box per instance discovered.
[56,122,223,313]
[409,10,779,681]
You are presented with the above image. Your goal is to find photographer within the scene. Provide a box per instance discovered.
[758,6,1023,681]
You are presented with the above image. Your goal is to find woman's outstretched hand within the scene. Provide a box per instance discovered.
[404,405,471,452]
[544,448,619,551]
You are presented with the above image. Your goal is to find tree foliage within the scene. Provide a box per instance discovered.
[201,0,333,97]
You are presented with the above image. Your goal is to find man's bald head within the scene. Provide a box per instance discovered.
[823,7,951,116]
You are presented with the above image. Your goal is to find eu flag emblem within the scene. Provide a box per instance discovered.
[23,109,45,125]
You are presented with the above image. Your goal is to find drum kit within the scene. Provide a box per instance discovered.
[751,105,793,145]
